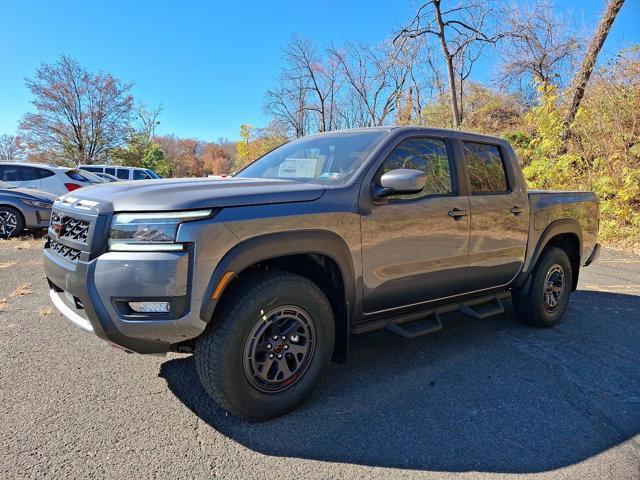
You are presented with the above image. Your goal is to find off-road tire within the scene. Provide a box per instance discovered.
[513,246,573,327]
[195,271,335,421]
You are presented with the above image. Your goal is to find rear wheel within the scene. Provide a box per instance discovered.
[195,271,335,420]
[0,206,24,239]
[513,247,573,327]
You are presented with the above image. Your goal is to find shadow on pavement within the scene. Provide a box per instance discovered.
[159,290,640,473]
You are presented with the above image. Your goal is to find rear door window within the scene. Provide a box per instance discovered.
[116,169,130,180]
[105,167,116,176]
[462,142,509,194]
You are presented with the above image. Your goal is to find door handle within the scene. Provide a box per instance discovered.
[509,206,524,215]
[448,208,468,220]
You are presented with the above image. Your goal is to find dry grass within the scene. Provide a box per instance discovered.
[38,306,54,317]
[0,298,7,312]
[10,283,33,298]
[0,261,17,269]
[9,234,46,251]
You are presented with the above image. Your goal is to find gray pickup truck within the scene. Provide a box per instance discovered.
[43,127,599,420]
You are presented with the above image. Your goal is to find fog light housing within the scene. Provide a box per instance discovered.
[128,301,170,313]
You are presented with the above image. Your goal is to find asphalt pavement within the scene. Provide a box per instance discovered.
[1,236,639,479]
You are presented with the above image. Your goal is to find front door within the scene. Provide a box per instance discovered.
[460,140,529,290]
[360,136,470,314]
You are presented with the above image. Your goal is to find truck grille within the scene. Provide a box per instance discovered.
[50,211,91,243]
[49,238,81,261]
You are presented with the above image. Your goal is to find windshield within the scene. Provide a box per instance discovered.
[235,131,388,185]
[0,180,15,189]
[145,169,161,179]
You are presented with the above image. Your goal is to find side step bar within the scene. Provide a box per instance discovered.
[459,296,505,320]
[353,291,511,338]
[384,311,442,339]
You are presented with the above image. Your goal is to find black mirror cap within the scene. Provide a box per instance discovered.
[374,169,427,198]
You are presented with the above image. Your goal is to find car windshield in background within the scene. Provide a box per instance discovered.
[0,180,15,189]
[235,131,389,185]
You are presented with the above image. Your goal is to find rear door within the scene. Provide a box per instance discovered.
[360,135,470,313]
[460,140,529,290]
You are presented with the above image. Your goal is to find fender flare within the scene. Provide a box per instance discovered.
[199,229,356,324]
[513,218,583,292]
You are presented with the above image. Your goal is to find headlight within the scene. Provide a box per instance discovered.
[21,198,53,209]
[108,210,212,251]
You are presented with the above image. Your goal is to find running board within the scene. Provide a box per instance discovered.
[384,311,443,339]
[352,291,511,337]
[459,296,505,320]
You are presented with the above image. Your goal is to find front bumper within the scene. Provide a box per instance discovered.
[42,203,239,354]
[44,247,186,353]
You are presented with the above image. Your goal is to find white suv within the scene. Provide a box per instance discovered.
[0,162,103,196]
[79,165,160,180]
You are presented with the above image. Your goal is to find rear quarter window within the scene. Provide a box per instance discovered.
[65,170,95,183]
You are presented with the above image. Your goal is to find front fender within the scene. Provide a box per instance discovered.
[199,229,356,323]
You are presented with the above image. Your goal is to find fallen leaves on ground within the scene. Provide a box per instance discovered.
[10,283,33,298]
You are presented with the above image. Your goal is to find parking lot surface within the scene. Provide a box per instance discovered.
[1,236,639,479]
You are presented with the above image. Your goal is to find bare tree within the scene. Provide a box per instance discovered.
[265,35,343,137]
[19,55,134,164]
[562,0,625,143]
[496,1,580,95]
[135,103,162,140]
[330,41,414,127]
[0,134,26,162]
[265,72,310,138]
[396,0,505,127]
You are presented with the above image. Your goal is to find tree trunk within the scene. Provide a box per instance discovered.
[433,0,462,128]
[562,0,625,144]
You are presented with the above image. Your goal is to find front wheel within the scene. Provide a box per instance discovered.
[513,246,573,327]
[195,271,335,420]
[0,206,24,239]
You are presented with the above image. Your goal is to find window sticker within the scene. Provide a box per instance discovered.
[278,158,317,178]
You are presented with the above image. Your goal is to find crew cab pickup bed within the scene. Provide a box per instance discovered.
[43,126,599,419]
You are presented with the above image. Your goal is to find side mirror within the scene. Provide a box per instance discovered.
[373,169,426,198]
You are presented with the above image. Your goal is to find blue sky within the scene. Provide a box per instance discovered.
[1,0,638,141]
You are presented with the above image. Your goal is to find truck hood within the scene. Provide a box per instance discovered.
[67,177,326,212]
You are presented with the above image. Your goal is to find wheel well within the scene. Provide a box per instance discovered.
[545,233,581,291]
[216,253,348,361]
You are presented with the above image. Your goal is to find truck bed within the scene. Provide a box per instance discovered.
[526,189,599,269]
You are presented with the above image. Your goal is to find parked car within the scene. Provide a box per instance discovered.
[43,127,600,420]
[0,162,103,196]
[0,180,56,238]
[94,172,119,182]
[78,164,161,180]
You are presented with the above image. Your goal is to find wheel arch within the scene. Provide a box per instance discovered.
[199,230,356,362]
[515,218,583,294]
